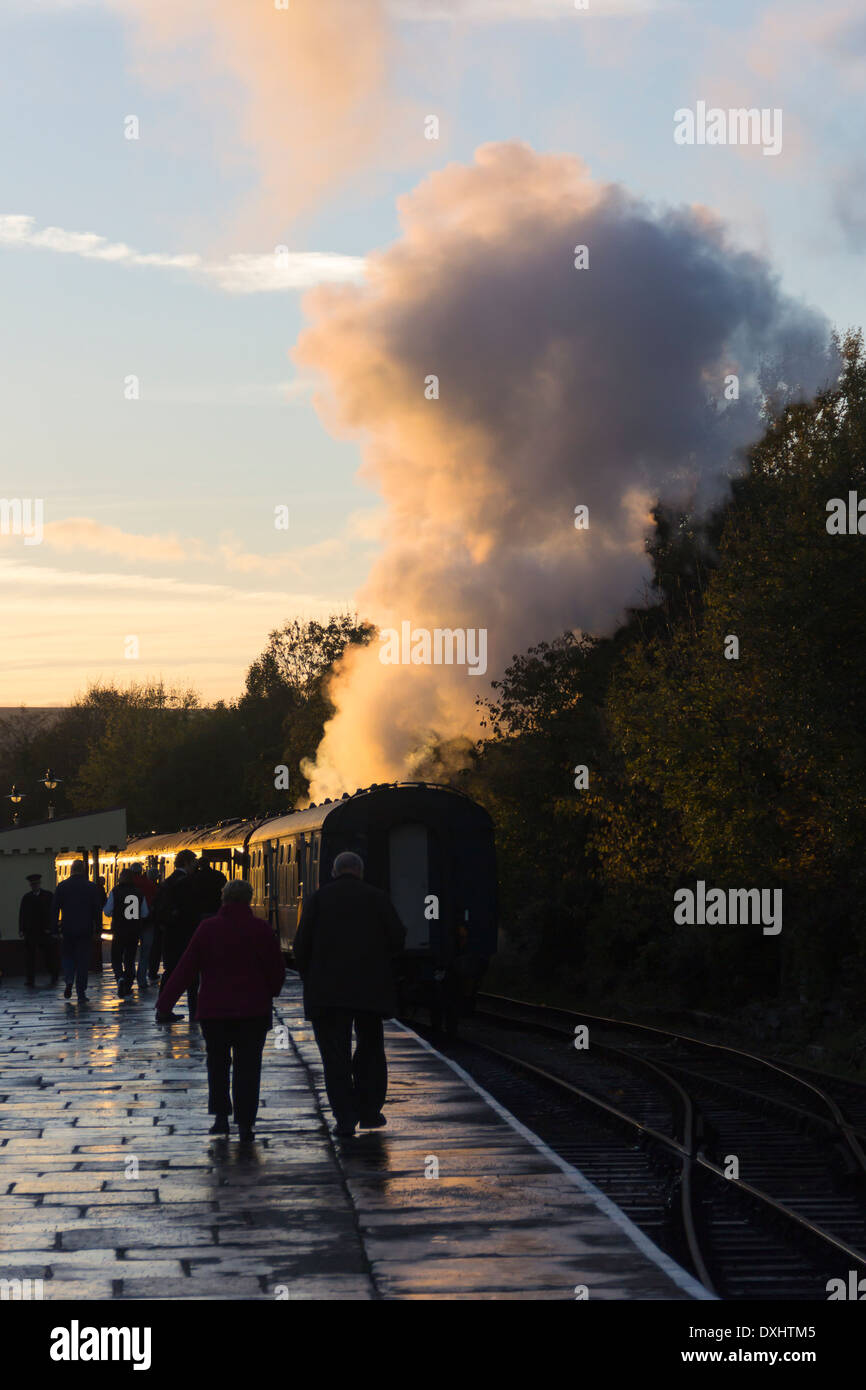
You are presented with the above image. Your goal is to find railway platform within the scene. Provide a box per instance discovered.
[1,973,709,1301]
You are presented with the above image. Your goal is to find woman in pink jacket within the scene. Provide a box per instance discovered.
[157,878,285,1142]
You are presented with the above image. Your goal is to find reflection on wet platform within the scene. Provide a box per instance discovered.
[0,975,703,1300]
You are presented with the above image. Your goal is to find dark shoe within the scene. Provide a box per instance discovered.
[156,1012,184,1023]
[332,1122,356,1139]
[64,983,73,999]
[78,992,89,1003]
[359,1113,387,1129]
[209,1116,230,1136]
[26,980,35,988]
[238,1127,255,1143]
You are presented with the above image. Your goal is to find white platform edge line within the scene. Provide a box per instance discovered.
[392,1019,716,1302]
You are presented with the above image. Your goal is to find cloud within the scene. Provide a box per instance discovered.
[833,161,866,250]
[0,554,321,604]
[0,215,364,293]
[0,214,199,269]
[747,2,866,83]
[206,252,364,295]
[216,535,343,575]
[0,513,360,583]
[294,140,836,799]
[392,0,673,17]
[37,518,192,563]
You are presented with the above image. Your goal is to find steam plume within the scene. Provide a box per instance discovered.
[295,142,834,800]
[106,0,393,232]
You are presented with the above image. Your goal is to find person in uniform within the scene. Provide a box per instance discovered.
[18,873,58,987]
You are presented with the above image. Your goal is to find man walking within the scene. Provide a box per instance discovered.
[293,851,406,1139]
[105,867,148,999]
[192,856,228,922]
[152,849,200,1021]
[18,873,58,987]
[129,862,157,988]
[52,861,103,1003]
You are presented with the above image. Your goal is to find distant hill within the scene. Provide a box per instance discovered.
[0,707,66,754]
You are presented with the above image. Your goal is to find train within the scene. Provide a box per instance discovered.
[54,782,497,1030]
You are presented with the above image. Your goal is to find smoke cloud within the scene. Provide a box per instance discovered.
[294,142,834,800]
[106,0,394,233]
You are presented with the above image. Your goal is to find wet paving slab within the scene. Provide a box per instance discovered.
[1,972,704,1300]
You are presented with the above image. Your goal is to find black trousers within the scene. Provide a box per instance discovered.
[111,924,139,992]
[311,1009,387,1127]
[23,931,59,984]
[61,934,91,995]
[200,1017,269,1129]
[161,927,198,1016]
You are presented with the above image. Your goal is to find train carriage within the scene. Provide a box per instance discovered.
[246,782,497,1027]
[54,783,497,1028]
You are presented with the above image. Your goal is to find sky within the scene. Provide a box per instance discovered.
[0,0,863,712]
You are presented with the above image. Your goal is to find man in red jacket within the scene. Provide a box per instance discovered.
[156,879,285,1142]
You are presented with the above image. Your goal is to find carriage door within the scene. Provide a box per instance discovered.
[389,823,430,950]
[263,843,278,926]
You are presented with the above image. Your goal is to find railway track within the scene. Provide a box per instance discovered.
[413,992,866,1299]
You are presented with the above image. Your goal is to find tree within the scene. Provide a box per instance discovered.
[237,614,375,805]
[590,332,866,1009]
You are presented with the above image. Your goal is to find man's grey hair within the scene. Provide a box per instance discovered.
[222,878,253,905]
[71,860,87,876]
[333,851,364,879]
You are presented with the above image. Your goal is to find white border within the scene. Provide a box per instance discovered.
[393,1019,716,1301]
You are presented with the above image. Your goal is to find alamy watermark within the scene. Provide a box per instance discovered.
[1,1276,43,1299]
[0,497,43,545]
[674,881,782,935]
[378,622,488,676]
[50,1321,151,1369]
[674,102,782,157]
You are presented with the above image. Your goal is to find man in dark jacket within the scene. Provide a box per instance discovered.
[293,851,406,1138]
[192,858,228,921]
[19,873,58,986]
[52,861,104,1002]
[151,850,200,1021]
[106,867,148,999]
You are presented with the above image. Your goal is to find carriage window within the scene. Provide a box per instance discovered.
[389,823,431,950]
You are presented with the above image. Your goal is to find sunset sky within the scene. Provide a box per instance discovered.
[1,0,864,710]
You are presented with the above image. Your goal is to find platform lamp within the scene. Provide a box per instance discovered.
[42,769,62,820]
[7,784,26,826]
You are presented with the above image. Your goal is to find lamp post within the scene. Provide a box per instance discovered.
[42,769,62,821]
[7,785,26,826]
